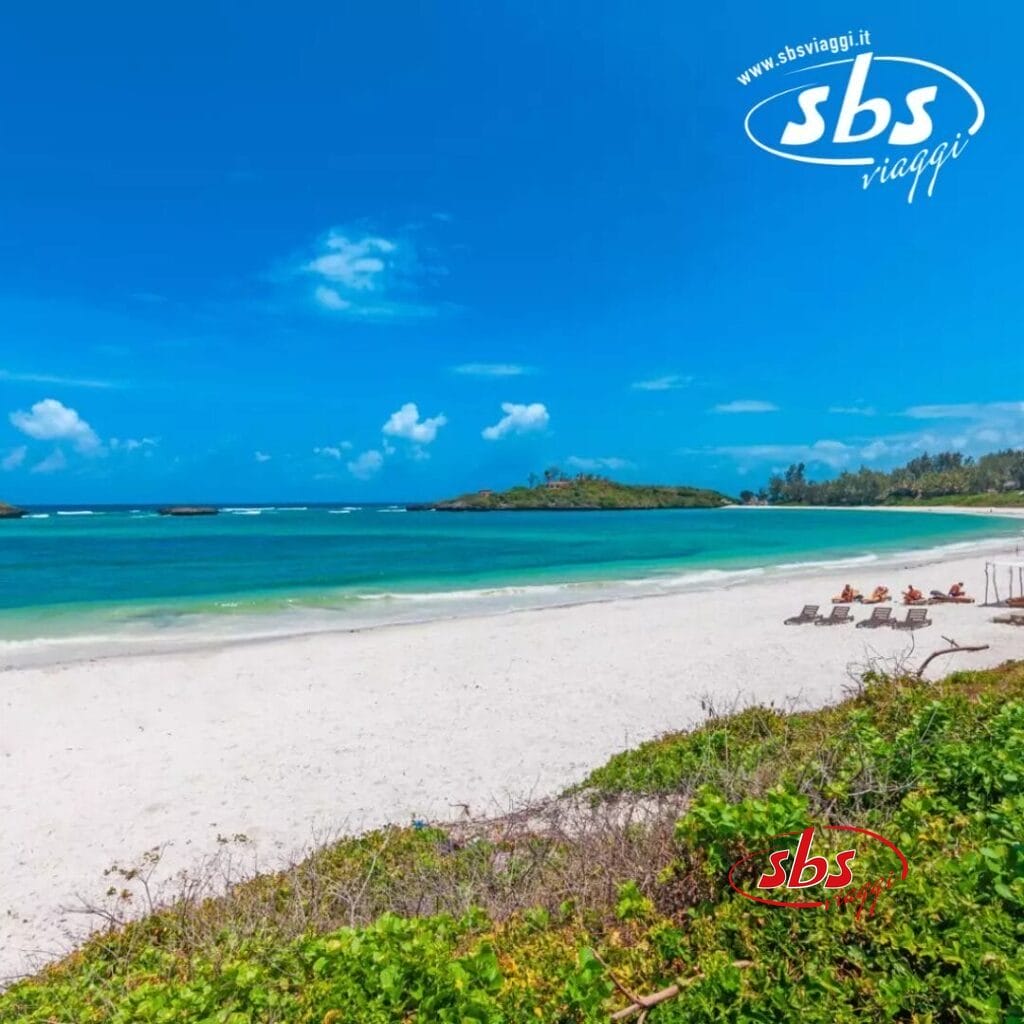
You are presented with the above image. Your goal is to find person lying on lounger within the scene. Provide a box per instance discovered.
[833,584,861,603]
[929,582,974,603]
[903,585,924,604]
[864,586,890,604]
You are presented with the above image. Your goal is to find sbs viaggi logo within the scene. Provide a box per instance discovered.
[737,30,985,203]
[727,824,909,920]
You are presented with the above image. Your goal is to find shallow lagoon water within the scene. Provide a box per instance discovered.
[0,504,1020,643]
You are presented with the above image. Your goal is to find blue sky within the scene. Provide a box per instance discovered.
[0,1,1020,502]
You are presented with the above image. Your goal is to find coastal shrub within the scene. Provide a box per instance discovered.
[676,786,810,876]
[3,663,1024,1022]
[578,704,791,796]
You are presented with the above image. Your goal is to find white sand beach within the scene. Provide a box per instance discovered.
[2,523,1023,979]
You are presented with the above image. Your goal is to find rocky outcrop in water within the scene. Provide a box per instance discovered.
[0,501,25,519]
[157,506,219,517]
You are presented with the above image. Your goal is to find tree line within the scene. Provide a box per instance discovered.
[739,448,1024,505]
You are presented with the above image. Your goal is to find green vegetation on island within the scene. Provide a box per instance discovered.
[413,469,733,511]
[4,659,1023,1022]
[0,501,25,519]
[744,448,1024,507]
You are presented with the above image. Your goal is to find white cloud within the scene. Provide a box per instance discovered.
[453,363,530,377]
[566,455,633,472]
[482,402,550,441]
[382,402,447,445]
[10,398,102,453]
[110,437,157,452]
[867,401,1024,458]
[864,425,1024,461]
[903,401,1024,420]
[313,286,352,311]
[704,440,854,470]
[31,449,68,474]
[255,451,272,463]
[829,405,877,416]
[0,369,122,389]
[314,442,354,460]
[632,374,692,391]
[307,233,396,291]
[858,440,890,461]
[712,400,779,414]
[701,417,1024,474]
[686,396,1024,477]
[300,229,438,319]
[347,449,384,480]
[2,446,26,471]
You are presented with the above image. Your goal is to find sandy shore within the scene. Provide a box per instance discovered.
[2,528,1023,979]
[733,503,1024,519]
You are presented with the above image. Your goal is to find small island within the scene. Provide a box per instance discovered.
[157,506,219,517]
[0,501,26,519]
[409,470,733,511]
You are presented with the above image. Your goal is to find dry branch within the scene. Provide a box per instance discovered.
[916,640,989,679]
[606,959,753,1021]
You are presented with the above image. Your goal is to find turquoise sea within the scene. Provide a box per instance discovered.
[1,504,1021,645]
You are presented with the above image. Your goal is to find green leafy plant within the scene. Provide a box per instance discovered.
[4,662,1024,1022]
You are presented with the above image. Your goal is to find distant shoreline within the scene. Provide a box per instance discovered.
[5,501,1022,518]
[731,504,1024,519]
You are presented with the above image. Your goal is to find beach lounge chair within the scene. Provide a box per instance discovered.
[816,605,853,626]
[893,607,931,630]
[784,604,820,625]
[857,607,893,629]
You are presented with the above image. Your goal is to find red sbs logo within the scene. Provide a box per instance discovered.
[727,825,908,919]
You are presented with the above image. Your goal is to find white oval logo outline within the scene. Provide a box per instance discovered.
[743,55,985,167]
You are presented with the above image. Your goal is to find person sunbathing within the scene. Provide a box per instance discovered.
[903,585,924,604]
[834,584,860,603]
[866,585,890,603]
[936,582,974,602]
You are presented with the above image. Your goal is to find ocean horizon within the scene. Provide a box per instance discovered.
[2,504,1021,646]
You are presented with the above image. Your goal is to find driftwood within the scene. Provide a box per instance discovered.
[595,951,753,1022]
[915,637,990,679]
